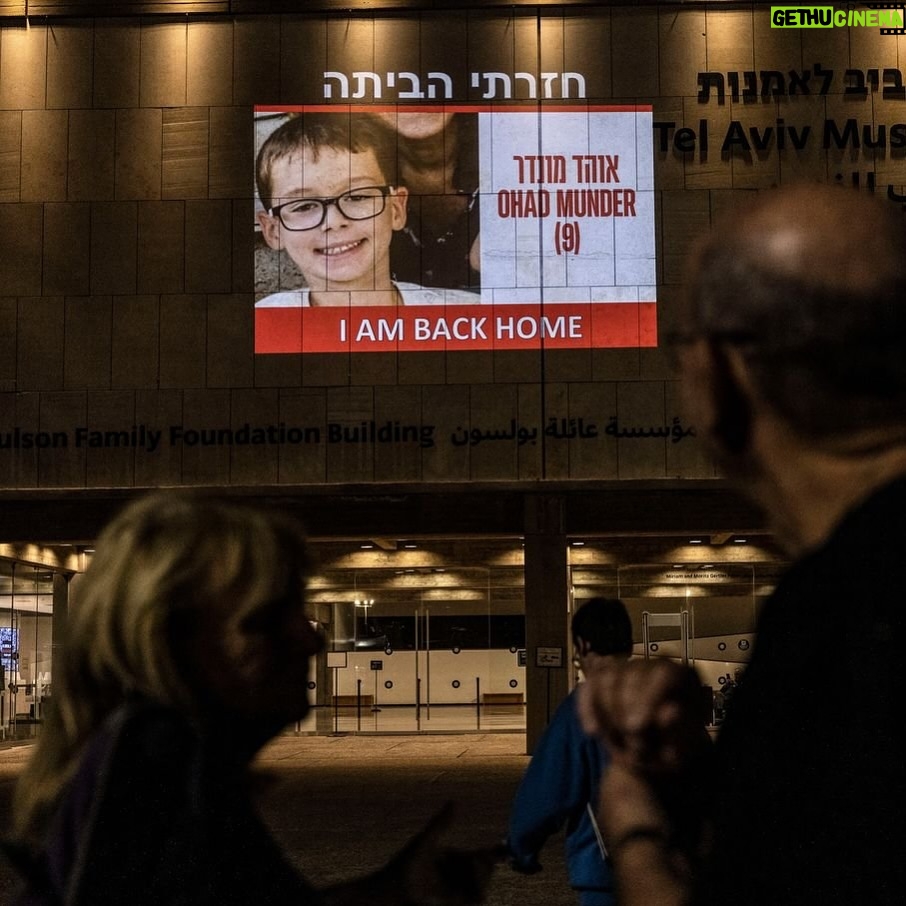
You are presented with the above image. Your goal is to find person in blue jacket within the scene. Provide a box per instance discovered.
[506,597,633,906]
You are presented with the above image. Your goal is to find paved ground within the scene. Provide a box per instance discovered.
[0,732,576,905]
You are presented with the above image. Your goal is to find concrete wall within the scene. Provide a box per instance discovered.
[2,6,900,491]
[3,4,896,492]
[4,5,895,491]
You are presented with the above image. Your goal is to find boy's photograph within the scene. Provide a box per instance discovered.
[254,111,480,309]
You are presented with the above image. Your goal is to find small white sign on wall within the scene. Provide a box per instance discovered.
[535,647,564,668]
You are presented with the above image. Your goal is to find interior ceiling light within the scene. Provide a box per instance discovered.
[570,540,585,547]
[403,542,417,549]
[734,537,748,544]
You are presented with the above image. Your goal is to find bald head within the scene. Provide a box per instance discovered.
[685,185,906,437]
[729,185,903,295]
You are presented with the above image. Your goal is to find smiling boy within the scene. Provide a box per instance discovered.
[255,113,479,308]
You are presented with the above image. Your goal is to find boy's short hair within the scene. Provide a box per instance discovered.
[571,597,633,657]
[256,112,399,212]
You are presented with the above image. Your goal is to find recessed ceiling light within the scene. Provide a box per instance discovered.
[360,543,374,550]
[570,540,585,547]
[689,538,703,544]
[403,542,417,549]
[733,537,748,544]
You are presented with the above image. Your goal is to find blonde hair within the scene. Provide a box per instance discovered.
[13,491,311,843]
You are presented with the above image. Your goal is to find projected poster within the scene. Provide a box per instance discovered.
[254,105,655,354]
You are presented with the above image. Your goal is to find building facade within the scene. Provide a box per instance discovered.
[3,0,891,746]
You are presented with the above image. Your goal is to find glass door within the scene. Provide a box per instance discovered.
[569,556,772,729]
[305,539,526,734]
[1,562,55,741]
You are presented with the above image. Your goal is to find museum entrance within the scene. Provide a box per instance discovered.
[0,562,57,741]
[291,531,786,736]
[302,538,529,734]
[0,497,785,746]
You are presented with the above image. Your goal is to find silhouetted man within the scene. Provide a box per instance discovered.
[580,185,906,906]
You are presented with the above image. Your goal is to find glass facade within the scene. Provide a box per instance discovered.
[0,533,785,741]
[0,562,55,740]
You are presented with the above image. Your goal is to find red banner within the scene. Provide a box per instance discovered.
[255,302,656,354]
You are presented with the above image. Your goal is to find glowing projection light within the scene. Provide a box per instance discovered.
[253,104,657,354]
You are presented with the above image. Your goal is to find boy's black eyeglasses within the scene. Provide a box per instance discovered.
[269,186,394,231]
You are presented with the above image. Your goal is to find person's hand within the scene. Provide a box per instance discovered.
[388,803,506,905]
[597,758,671,846]
[577,661,711,906]
[324,803,506,906]
[501,838,541,875]
[577,658,708,778]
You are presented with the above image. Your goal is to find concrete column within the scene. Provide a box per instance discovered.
[523,494,570,754]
